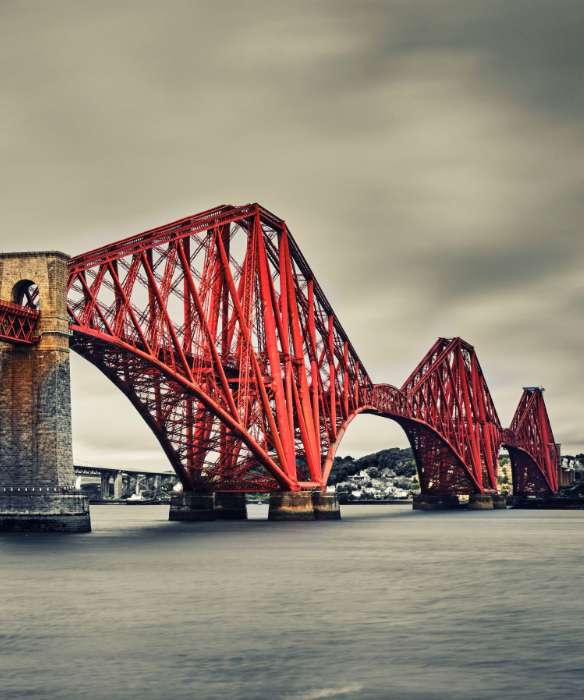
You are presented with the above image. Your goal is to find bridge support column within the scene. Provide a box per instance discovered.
[509,493,551,508]
[169,491,215,521]
[214,492,247,520]
[492,494,507,509]
[468,493,494,510]
[268,492,315,521]
[113,471,123,500]
[0,252,90,532]
[100,473,111,500]
[312,492,341,520]
[413,493,460,510]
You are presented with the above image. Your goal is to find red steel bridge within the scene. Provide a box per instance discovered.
[1,204,559,499]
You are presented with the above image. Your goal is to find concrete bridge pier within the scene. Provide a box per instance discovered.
[214,492,247,520]
[169,491,215,521]
[128,476,138,498]
[268,492,316,520]
[100,473,110,500]
[412,493,460,510]
[312,492,341,520]
[492,494,508,509]
[468,493,495,510]
[113,471,123,500]
[0,252,90,532]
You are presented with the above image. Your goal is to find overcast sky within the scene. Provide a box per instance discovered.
[1,1,583,469]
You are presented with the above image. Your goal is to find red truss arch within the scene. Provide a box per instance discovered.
[361,339,502,495]
[64,203,560,497]
[398,338,502,494]
[502,388,559,496]
[67,204,371,492]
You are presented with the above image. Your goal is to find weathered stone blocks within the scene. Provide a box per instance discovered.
[267,492,342,521]
[169,492,215,521]
[312,492,341,520]
[214,492,248,520]
[412,493,460,510]
[492,494,508,509]
[467,493,495,510]
[0,491,90,532]
[268,492,315,520]
[0,252,90,533]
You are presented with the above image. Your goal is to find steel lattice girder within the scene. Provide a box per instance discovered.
[67,204,372,492]
[502,388,559,496]
[64,203,560,496]
[399,338,502,494]
[0,299,39,345]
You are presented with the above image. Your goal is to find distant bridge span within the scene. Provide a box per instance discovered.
[2,204,559,500]
[74,465,176,501]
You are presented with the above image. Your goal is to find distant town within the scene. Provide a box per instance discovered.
[329,448,417,502]
[328,448,583,503]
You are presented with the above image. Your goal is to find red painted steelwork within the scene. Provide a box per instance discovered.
[502,388,559,496]
[0,299,40,345]
[67,204,371,492]
[387,338,501,495]
[64,203,559,497]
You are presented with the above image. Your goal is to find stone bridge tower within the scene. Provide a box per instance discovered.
[0,252,90,532]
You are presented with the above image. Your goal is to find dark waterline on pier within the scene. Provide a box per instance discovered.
[1,505,583,700]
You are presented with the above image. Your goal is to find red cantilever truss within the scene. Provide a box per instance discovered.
[67,204,371,492]
[502,388,559,495]
[397,338,501,494]
[64,203,559,497]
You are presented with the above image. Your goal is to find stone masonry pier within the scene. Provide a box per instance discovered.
[0,252,90,532]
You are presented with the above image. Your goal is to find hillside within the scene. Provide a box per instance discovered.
[329,447,417,484]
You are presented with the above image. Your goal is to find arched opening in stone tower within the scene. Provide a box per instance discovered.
[12,279,40,309]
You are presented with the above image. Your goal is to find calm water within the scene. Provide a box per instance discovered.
[1,505,583,700]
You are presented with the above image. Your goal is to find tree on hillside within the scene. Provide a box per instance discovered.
[329,447,416,484]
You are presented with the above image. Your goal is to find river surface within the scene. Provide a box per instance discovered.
[1,504,583,700]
